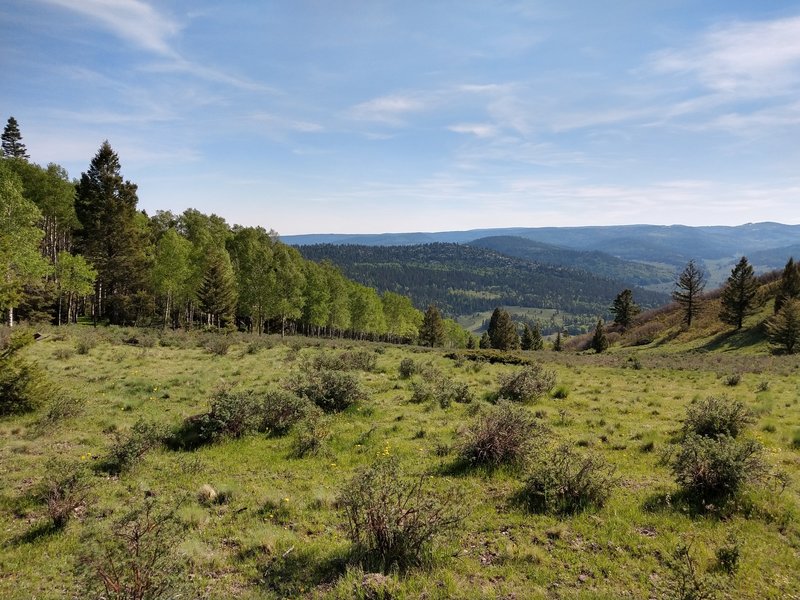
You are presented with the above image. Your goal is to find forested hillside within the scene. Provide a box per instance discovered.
[297,243,669,320]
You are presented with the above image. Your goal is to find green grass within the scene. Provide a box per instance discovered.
[1,326,799,598]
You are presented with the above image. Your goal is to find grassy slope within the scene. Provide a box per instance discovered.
[1,328,799,599]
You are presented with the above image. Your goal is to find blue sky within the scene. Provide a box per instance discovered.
[3,1,800,235]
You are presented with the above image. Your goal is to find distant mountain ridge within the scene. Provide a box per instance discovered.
[283,222,800,269]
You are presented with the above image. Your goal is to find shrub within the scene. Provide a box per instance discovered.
[105,420,169,474]
[38,392,85,428]
[725,373,741,387]
[715,534,740,575]
[291,409,329,457]
[0,331,53,416]
[37,459,92,528]
[551,385,569,399]
[398,358,416,379]
[657,543,721,600]
[496,364,556,402]
[80,498,186,600]
[671,434,765,504]
[339,457,464,573]
[286,369,367,413]
[198,389,264,441]
[683,396,753,439]
[458,402,546,468]
[308,348,378,372]
[201,335,232,356]
[261,389,311,436]
[520,444,616,514]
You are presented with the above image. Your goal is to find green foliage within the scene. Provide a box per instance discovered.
[766,299,800,354]
[673,260,706,328]
[520,444,616,514]
[151,228,191,328]
[496,364,556,402]
[382,291,422,341]
[308,348,377,372]
[104,419,169,474]
[591,318,609,353]
[286,369,367,412]
[458,401,546,468]
[0,330,52,415]
[197,251,238,328]
[773,257,800,314]
[715,534,740,575]
[487,307,520,350]
[672,434,765,504]
[479,331,491,349]
[198,388,265,442]
[683,396,753,439]
[1,117,28,159]
[418,304,445,347]
[610,288,640,329]
[261,389,312,436]
[398,357,416,379]
[552,331,563,352]
[657,543,721,600]
[719,256,760,330]
[339,457,464,573]
[520,322,543,351]
[291,408,329,457]
[55,252,96,325]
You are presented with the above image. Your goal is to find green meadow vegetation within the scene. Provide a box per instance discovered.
[2,323,799,599]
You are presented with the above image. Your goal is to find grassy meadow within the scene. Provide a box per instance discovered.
[1,325,800,599]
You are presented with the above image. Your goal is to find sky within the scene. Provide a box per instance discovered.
[2,1,800,235]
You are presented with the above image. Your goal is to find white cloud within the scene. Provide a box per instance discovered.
[448,123,497,138]
[349,94,430,124]
[249,113,324,133]
[38,0,180,56]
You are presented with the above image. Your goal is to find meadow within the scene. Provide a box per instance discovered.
[1,326,799,599]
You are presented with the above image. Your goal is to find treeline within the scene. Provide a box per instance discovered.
[298,243,670,318]
[0,122,465,345]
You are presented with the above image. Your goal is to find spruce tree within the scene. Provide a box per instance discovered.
[672,260,706,327]
[521,322,544,350]
[766,299,800,354]
[610,289,640,329]
[197,252,238,328]
[774,257,800,314]
[553,331,563,352]
[2,117,29,159]
[419,305,445,347]
[719,256,760,330]
[487,307,520,350]
[591,319,609,353]
[479,331,491,349]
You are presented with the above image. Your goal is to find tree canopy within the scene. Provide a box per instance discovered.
[672,260,706,328]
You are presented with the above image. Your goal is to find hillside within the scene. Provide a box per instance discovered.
[297,243,669,323]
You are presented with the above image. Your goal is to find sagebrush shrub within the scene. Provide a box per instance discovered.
[286,369,367,412]
[520,444,616,514]
[496,364,556,402]
[671,434,765,504]
[398,358,416,379]
[309,348,378,372]
[261,389,311,435]
[37,458,92,528]
[105,420,169,474]
[339,457,464,573]
[683,396,753,439]
[198,389,264,441]
[458,402,546,468]
[291,408,329,457]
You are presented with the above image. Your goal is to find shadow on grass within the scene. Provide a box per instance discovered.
[165,415,209,451]
[10,521,59,546]
[641,488,734,519]
[435,457,519,478]
[258,545,348,596]
[699,326,766,352]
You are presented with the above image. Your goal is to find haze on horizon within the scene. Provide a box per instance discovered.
[3,1,800,236]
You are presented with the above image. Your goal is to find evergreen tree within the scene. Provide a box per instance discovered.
[419,305,445,347]
[520,322,544,350]
[487,307,520,350]
[553,331,563,352]
[774,257,800,314]
[197,252,237,328]
[610,289,640,329]
[466,335,477,349]
[591,319,609,353]
[479,331,491,349]
[2,117,29,159]
[672,260,706,327]
[766,299,800,354]
[74,141,149,324]
[719,256,760,330]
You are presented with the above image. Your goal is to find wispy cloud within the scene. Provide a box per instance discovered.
[349,93,431,125]
[249,113,324,133]
[38,0,180,57]
[448,123,498,138]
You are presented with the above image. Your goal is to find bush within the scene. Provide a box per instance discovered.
[398,358,416,379]
[496,364,556,402]
[286,369,367,413]
[339,458,464,573]
[198,388,264,441]
[458,402,546,468]
[309,348,378,372]
[37,459,92,528]
[725,373,741,387]
[683,396,753,439]
[520,444,616,514]
[291,409,329,457]
[105,420,169,474]
[0,330,53,416]
[261,389,311,436]
[38,392,85,428]
[200,334,232,356]
[671,434,765,505]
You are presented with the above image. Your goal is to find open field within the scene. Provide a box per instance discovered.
[2,327,800,599]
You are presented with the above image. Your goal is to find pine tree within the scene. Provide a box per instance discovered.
[419,305,445,347]
[479,331,491,349]
[466,335,477,349]
[610,289,640,329]
[774,257,800,314]
[2,117,29,159]
[553,331,563,352]
[521,323,543,350]
[766,299,800,354]
[719,256,760,330]
[197,252,238,328]
[487,307,520,350]
[591,319,609,353]
[672,260,706,327]
[74,141,150,324]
